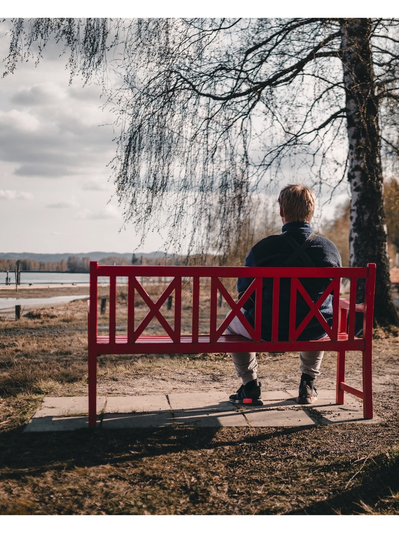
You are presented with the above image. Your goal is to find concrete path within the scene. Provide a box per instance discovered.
[24,390,379,432]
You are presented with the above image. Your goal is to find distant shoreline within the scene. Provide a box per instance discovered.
[0,284,91,301]
[0,250,170,262]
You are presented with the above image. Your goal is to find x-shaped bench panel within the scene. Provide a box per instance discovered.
[210,277,263,342]
[289,277,340,340]
[130,277,181,341]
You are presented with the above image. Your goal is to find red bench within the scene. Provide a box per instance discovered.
[88,261,376,427]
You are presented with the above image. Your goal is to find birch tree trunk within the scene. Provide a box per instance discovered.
[341,18,399,327]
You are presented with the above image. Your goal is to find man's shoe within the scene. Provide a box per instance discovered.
[297,375,318,404]
[229,379,263,406]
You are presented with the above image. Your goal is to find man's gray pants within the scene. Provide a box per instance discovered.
[226,311,324,385]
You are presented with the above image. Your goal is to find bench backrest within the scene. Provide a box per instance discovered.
[88,262,376,346]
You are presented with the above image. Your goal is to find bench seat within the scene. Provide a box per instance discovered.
[94,332,364,353]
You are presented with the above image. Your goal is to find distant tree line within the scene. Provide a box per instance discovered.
[0,258,68,272]
[0,255,186,272]
[2,179,399,273]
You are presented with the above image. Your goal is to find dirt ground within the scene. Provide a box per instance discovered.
[0,284,399,515]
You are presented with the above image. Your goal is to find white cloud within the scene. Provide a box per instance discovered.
[81,177,111,191]
[46,200,80,209]
[75,204,120,220]
[0,24,157,254]
[0,109,40,132]
[0,64,116,180]
[0,189,33,200]
[15,164,75,178]
[50,231,68,236]
[11,83,64,107]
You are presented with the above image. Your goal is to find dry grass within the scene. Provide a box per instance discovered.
[0,285,399,515]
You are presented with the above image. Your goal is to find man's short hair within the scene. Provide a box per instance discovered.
[278,184,316,223]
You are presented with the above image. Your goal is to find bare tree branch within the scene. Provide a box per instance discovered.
[2,17,399,324]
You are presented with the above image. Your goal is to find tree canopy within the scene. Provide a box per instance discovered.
[3,17,399,325]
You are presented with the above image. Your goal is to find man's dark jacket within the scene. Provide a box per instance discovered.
[237,221,342,341]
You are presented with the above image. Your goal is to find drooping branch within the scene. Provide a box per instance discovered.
[1,20,398,266]
[6,19,341,249]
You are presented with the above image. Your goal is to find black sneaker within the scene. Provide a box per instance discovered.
[297,375,318,404]
[229,379,263,406]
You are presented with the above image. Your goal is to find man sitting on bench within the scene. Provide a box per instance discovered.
[226,184,342,406]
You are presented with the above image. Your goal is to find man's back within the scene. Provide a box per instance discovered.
[237,221,342,340]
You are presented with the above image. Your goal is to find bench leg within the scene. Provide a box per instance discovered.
[363,348,373,419]
[336,350,345,405]
[88,346,97,428]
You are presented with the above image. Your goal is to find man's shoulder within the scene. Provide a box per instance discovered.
[252,233,282,249]
[247,233,287,265]
[311,234,342,266]
[247,230,342,267]
[313,234,340,250]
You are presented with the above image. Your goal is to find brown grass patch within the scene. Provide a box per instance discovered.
[0,288,399,514]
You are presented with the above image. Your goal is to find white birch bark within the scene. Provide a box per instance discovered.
[341,19,397,325]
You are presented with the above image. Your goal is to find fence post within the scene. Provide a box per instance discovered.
[15,260,21,292]
[15,305,21,320]
[100,298,107,314]
[167,295,173,310]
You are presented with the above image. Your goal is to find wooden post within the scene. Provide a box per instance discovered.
[100,298,107,314]
[15,305,21,320]
[15,260,21,292]
[167,295,173,310]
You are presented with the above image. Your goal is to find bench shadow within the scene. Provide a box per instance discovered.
[0,421,309,483]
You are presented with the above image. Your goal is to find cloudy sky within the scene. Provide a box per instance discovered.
[0,17,169,255]
[0,10,353,256]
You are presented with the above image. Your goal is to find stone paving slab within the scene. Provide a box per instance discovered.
[169,391,248,427]
[23,390,379,432]
[101,412,174,429]
[106,395,170,413]
[244,407,316,427]
[24,396,107,432]
[100,395,173,429]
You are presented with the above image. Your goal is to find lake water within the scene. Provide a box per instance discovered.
[0,272,91,311]
[1,271,170,286]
